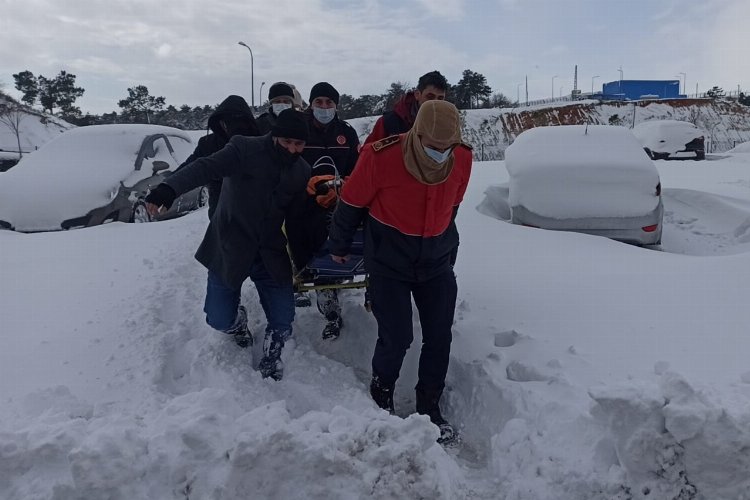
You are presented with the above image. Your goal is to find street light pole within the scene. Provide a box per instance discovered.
[552,75,558,100]
[678,72,686,95]
[237,41,254,108]
[259,81,266,106]
[591,75,600,94]
[617,66,623,93]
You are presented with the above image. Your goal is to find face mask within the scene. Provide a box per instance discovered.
[272,102,292,116]
[313,107,336,125]
[423,145,452,164]
[275,142,301,164]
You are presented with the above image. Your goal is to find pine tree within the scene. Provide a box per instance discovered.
[117,85,166,123]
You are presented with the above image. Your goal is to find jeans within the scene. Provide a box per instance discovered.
[204,257,295,335]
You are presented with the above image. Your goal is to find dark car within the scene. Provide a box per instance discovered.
[633,120,706,160]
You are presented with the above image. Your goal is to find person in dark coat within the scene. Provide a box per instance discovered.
[328,100,472,444]
[288,82,360,340]
[144,109,311,381]
[175,95,260,219]
[256,82,297,134]
[364,71,448,145]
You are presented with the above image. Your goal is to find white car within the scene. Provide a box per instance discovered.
[632,120,705,160]
[0,124,208,232]
[505,125,663,245]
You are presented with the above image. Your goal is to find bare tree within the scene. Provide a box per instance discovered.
[0,102,27,159]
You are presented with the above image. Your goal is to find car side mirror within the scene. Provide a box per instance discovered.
[152,160,171,173]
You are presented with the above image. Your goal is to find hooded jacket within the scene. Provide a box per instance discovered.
[176,95,260,219]
[363,91,418,145]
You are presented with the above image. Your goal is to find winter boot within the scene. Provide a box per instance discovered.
[294,291,312,308]
[321,314,343,340]
[258,329,287,381]
[226,305,253,348]
[370,376,395,414]
[317,289,342,340]
[416,387,457,445]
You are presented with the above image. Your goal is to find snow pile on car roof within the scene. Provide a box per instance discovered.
[505,125,661,219]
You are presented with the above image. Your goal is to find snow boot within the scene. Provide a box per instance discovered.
[416,387,457,445]
[321,315,343,340]
[259,329,287,381]
[226,305,253,348]
[370,376,395,414]
[317,289,342,340]
[294,291,312,308]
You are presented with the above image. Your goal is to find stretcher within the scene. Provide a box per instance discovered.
[293,228,367,293]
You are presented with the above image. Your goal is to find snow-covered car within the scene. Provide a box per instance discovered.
[632,120,705,160]
[0,124,208,232]
[505,125,663,245]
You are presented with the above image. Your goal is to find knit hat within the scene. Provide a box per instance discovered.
[309,82,340,105]
[271,108,309,141]
[268,82,295,101]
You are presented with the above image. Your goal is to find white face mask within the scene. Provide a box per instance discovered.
[423,145,453,164]
[313,106,336,124]
[272,103,292,116]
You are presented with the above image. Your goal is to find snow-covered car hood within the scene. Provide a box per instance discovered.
[505,125,661,219]
[0,124,192,231]
[632,120,704,154]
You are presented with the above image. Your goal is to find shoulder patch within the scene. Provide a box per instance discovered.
[371,135,400,152]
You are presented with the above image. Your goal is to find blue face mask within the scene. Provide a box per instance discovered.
[423,145,453,164]
[313,107,336,125]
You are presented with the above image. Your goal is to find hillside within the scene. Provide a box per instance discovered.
[349,98,750,160]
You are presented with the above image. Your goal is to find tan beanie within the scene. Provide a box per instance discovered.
[402,100,462,184]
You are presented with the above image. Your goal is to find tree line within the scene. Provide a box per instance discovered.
[9,68,513,127]
[6,68,748,130]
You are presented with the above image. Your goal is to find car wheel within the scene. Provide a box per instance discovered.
[197,186,210,208]
[131,201,152,223]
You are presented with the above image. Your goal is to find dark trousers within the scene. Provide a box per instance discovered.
[368,271,458,391]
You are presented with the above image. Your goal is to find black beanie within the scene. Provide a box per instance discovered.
[271,108,309,141]
[309,82,339,105]
[268,82,295,101]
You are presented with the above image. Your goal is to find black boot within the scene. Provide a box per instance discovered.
[370,376,395,414]
[321,314,343,340]
[294,291,312,307]
[416,387,457,445]
[259,329,287,381]
[226,305,253,348]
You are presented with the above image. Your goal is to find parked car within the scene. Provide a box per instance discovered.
[632,120,705,160]
[505,125,663,245]
[0,124,207,232]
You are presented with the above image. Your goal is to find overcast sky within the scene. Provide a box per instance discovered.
[1,0,748,114]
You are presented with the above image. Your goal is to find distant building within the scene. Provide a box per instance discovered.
[600,80,682,101]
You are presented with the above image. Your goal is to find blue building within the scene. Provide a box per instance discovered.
[600,80,682,100]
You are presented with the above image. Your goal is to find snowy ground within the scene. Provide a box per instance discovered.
[2,153,750,499]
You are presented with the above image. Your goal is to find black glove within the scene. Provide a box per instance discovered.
[145,183,177,210]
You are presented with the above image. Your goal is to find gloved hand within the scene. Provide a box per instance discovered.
[144,183,177,215]
[307,175,340,208]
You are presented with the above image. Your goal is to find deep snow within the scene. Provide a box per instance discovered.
[2,153,750,499]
